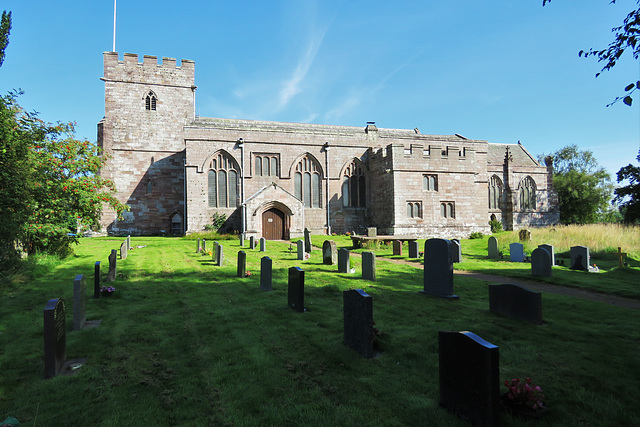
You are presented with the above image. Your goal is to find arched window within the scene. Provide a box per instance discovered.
[145,91,157,111]
[208,152,240,208]
[489,175,503,210]
[440,202,455,218]
[407,202,422,218]
[254,155,279,177]
[423,174,438,191]
[294,155,322,208]
[341,160,366,207]
[170,213,182,235]
[519,176,536,211]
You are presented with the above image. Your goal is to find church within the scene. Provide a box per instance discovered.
[98,52,559,239]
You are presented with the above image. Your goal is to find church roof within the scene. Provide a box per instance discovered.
[487,143,540,167]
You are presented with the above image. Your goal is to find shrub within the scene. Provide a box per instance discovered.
[489,219,503,233]
[469,232,483,239]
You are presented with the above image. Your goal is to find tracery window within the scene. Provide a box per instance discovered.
[208,152,239,208]
[342,160,366,207]
[519,176,536,211]
[294,155,322,208]
[145,91,157,111]
[488,175,503,210]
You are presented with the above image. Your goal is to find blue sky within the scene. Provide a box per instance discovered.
[1,0,638,179]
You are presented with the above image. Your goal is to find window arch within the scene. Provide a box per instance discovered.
[294,155,322,208]
[341,160,367,208]
[407,202,421,218]
[208,152,240,208]
[488,175,503,210]
[519,176,536,211]
[440,202,455,218]
[145,91,157,111]
[254,154,279,177]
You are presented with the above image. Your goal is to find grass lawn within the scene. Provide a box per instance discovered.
[1,231,639,426]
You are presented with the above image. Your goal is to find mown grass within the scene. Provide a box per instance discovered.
[0,228,639,426]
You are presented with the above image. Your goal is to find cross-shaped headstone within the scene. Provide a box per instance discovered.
[616,247,627,268]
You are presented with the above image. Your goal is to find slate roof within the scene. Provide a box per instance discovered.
[487,143,540,167]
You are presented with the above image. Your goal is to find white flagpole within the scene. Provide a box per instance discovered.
[112,0,117,52]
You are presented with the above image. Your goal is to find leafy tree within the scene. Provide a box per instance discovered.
[543,0,640,106]
[541,145,614,224]
[0,10,10,68]
[614,149,640,223]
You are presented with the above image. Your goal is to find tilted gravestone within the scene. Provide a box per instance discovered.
[362,251,376,281]
[260,256,272,291]
[288,267,305,312]
[216,244,224,267]
[237,251,247,278]
[423,239,458,299]
[487,236,499,259]
[509,242,524,262]
[106,249,117,282]
[322,240,337,265]
[73,274,87,331]
[260,237,266,252]
[94,261,101,299]
[451,239,462,263]
[338,248,350,273]
[538,244,555,266]
[120,240,128,260]
[44,298,66,379]
[304,228,313,252]
[392,240,402,256]
[296,240,305,260]
[343,289,374,358]
[439,331,500,427]
[489,283,543,325]
[408,240,419,259]
[570,246,590,271]
[531,247,552,277]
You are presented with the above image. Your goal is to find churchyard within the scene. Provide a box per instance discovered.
[1,225,639,425]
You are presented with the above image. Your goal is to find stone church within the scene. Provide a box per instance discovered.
[98,52,559,239]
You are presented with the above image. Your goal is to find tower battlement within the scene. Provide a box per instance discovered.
[103,52,195,87]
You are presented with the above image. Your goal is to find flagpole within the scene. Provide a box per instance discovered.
[112,0,117,52]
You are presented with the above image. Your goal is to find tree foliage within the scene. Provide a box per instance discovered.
[0,10,10,68]
[543,0,640,106]
[614,149,640,223]
[541,145,614,224]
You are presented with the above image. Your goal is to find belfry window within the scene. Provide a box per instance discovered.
[294,155,322,208]
[145,91,157,111]
[208,152,240,208]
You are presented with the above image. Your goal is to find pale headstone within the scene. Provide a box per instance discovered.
[127,234,131,250]
[509,242,524,262]
[451,239,462,263]
[343,289,374,358]
[362,252,376,281]
[531,247,552,277]
[322,240,337,265]
[237,251,246,278]
[106,249,117,282]
[570,246,590,271]
[202,239,207,253]
[408,241,419,258]
[196,238,201,253]
[120,240,128,260]
[538,244,555,265]
[260,256,272,291]
[73,274,86,331]
[423,239,458,299]
[216,244,224,267]
[338,248,350,273]
[239,233,245,247]
[487,236,499,259]
[296,240,305,260]
[393,240,402,256]
[288,267,305,312]
[489,283,543,325]
[304,228,313,252]
[260,237,266,252]
[43,298,66,379]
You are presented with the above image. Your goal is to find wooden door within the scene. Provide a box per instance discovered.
[262,208,285,240]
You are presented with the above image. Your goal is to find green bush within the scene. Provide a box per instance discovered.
[489,219,503,234]
[469,232,483,239]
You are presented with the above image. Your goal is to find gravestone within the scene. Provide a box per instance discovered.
[570,246,590,271]
[509,242,524,262]
[94,261,101,299]
[296,240,305,260]
[216,244,224,267]
[260,256,272,291]
[249,236,255,250]
[106,249,117,282]
[304,228,313,252]
[338,248,350,273]
[423,239,458,299]
[489,284,543,325]
[127,234,131,249]
[531,247,552,277]
[120,239,128,260]
[322,240,337,265]
[73,274,87,331]
[43,298,66,379]
[367,227,377,237]
[196,238,201,253]
[202,239,207,253]
[408,240,419,258]
[439,331,500,427]
[518,229,531,241]
[239,233,245,247]
[451,239,462,263]
[393,240,402,256]
[288,267,305,312]
[362,252,376,281]
[260,237,266,252]
[343,289,374,358]
[538,244,555,265]
[237,251,247,278]
[487,236,499,259]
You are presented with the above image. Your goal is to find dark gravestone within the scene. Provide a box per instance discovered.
[509,242,524,262]
[288,267,305,312]
[362,251,376,281]
[120,239,128,260]
[44,298,66,379]
[216,244,224,267]
[237,251,247,278]
[451,239,462,263]
[94,261,101,299]
[322,240,337,265]
[423,239,458,299]
[408,240,419,258]
[304,228,313,252]
[296,240,305,260]
[106,249,117,282]
[538,244,555,265]
[260,256,272,291]
[570,246,590,271]
[239,233,245,247]
[260,237,266,252]
[338,248,350,273]
[73,274,87,331]
[488,284,543,325]
[531,247,552,277]
[249,236,256,250]
[343,289,374,358]
[439,331,500,427]
[487,236,499,259]
[392,240,402,256]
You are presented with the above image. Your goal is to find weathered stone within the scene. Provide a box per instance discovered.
[367,227,377,237]
[393,240,402,256]
[423,239,458,299]
[488,236,499,259]
[408,240,419,258]
[120,239,128,260]
[216,244,224,266]
[362,251,376,281]
[296,240,305,260]
[343,289,374,358]
[237,251,246,278]
[94,261,101,299]
[531,247,552,277]
[304,228,312,252]
[322,240,337,265]
[338,248,350,273]
[489,283,543,325]
[73,274,86,331]
[106,249,117,282]
[43,298,66,379]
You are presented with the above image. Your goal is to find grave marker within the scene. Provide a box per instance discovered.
[43,298,66,379]
[423,239,458,299]
[487,236,499,259]
[531,247,552,277]
[322,240,337,265]
[94,261,101,299]
[73,274,87,331]
[202,239,207,253]
[237,251,247,278]
[304,228,313,252]
[127,234,131,250]
[239,233,245,247]
[408,240,419,258]
[338,248,350,273]
[451,239,462,263]
[120,239,128,260]
[538,244,555,265]
[362,251,376,281]
[509,242,524,262]
[393,240,402,256]
[196,238,201,253]
[260,256,272,291]
[288,267,305,312]
[367,227,377,237]
[616,247,627,269]
[249,236,256,250]
[106,249,117,282]
[343,289,374,358]
[296,240,305,260]
[216,244,224,267]
[489,283,543,325]
[260,237,266,252]
[570,246,590,271]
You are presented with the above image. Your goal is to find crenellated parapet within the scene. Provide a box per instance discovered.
[103,52,195,88]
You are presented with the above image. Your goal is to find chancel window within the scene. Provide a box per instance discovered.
[145,91,157,111]
[294,155,322,208]
[489,175,503,210]
[342,160,367,208]
[208,152,240,208]
[520,176,536,211]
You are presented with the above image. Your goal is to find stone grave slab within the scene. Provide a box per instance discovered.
[260,256,272,291]
[106,249,117,282]
[531,247,552,277]
[304,228,313,252]
[538,244,555,266]
[249,236,256,250]
[338,248,350,273]
[120,239,128,260]
[94,261,101,299]
[570,246,590,271]
[362,252,376,281]
[73,274,87,331]
[237,251,247,278]
[423,239,458,299]
[488,236,499,259]
[216,244,224,266]
[260,237,266,252]
[408,240,419,258]
[323,240,337,265]
[343,289,374,358]
[367,227,377,237]
[296,240,305,260]
[509,242,524,262]
[44,298,66,379]
[393,240,402,256]
[288,267,305,312]
[488,283,543,325]
[451,239,462,263]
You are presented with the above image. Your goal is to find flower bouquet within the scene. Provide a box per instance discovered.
[100,285,116,296]
[501,377,547,419]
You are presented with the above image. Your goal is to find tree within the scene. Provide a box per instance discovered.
[614,149,640,223]
[0,10,10,68]
[541,145,614,224]
[543,0,640,106]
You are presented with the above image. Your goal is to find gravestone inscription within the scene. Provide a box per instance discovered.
[487,236,499,259]
[343,289,374,358]
[489,283,543,325]
[338,248,350,273]
[44,298,66,379]
[260,256,272,291]
[323,240,337,265]
[288,267,305,312]
[570,246,590,271]
[423,239,458,299]
[531,247,552,277]
[362,251,376,281]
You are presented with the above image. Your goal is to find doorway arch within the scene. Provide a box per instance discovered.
[262,208,286,240]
